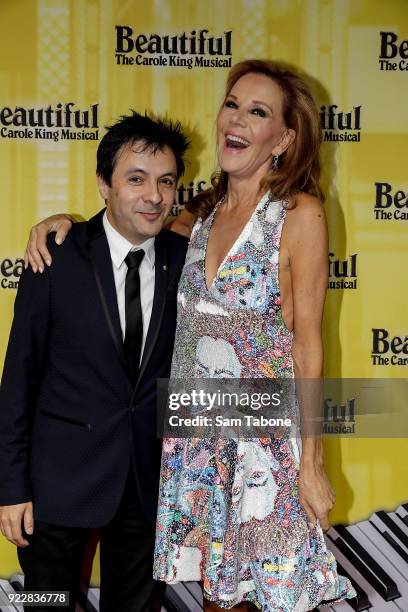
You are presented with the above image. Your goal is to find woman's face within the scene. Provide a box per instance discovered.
[216,72,291,181]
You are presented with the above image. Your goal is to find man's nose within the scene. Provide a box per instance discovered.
[143,183,163,205]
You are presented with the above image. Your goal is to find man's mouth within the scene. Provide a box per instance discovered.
[225,134,250,149]
[138,211,162,220]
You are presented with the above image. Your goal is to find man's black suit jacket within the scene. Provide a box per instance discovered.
[0,210,188,526]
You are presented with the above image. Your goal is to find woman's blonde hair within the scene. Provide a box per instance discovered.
[187,59,323,219]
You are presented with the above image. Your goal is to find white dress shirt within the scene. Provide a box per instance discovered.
[103,212,155,362]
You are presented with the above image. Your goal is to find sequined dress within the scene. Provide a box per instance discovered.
[153,194,356,611]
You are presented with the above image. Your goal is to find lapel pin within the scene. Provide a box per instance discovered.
[163,264,167,271]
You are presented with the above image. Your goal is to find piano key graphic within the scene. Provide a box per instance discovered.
[396,504,408,528]
[357,519,408,582]
[348,523,408,600]
[0,578,23,612]
[325,530,402,610]
[370,511,408,556]
[326,560,370,611]
[331,524,401,600]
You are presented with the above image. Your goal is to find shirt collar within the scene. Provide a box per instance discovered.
[102,211,155,270]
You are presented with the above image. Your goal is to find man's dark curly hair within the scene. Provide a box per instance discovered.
[96,110,189,185]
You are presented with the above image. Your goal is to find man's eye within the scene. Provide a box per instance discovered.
[129,176,142,184]
[161,178,175,186]
[251,108,266,117]
[225,100,238,109]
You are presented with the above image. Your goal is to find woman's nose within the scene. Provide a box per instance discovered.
[230,107,247,126]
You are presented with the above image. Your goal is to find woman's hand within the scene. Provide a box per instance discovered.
[299,461,335,531]
[24,214,73,272]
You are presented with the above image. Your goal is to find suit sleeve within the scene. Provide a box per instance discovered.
[0,265,51,505]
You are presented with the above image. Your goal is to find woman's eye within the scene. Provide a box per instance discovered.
[225,100,238,109]
[251,108,266,117]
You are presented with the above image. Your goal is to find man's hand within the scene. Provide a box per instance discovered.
[24,214,73,273]
[298,464,335,532]
[0,502,34,547]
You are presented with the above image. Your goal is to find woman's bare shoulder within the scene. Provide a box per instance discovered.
[285,192,326,231]
[282,193,327,256]
[291,192,324,214]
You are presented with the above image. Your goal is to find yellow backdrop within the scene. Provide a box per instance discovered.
[0,0,407,581]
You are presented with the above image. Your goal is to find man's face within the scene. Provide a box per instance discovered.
[97,141,178,244]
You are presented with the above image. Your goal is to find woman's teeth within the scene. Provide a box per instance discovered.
[226,135,250,149]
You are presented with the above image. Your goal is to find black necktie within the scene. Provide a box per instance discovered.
[124,249,145,384]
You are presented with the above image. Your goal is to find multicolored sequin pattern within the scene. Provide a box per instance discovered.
[173,194,293,380]
[153,194,356,610]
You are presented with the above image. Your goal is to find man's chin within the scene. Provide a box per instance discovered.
[138,217,165,238]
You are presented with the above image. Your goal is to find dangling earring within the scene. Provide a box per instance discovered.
[272,154,279,171]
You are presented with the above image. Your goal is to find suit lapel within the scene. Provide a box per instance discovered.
[86,210,127,372]
[135,232,169,391]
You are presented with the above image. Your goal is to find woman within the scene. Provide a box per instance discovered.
[24,60,356,611]
[152,61,356,611]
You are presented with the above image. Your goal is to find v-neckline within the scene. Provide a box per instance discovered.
[203,192,270,292]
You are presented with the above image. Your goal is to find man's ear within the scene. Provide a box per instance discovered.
[272,128,296,156]
[97,174,110,200]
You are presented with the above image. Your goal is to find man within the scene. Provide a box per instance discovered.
[0,111,189,611]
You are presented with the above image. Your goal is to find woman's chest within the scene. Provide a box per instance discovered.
[181,220,282,313]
